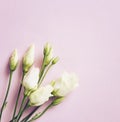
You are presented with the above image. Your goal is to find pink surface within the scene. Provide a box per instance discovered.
[0,0,120,122]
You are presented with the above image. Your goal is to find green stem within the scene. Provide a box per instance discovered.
[38,56,45,83]
[10,99,29,122]
[0,71,13,121]
[38,64,53,86]
[28,102,53,122]
[17,100,30,122]
[15,95,27,122]
[12,73,25,121]
[20,106,40,122]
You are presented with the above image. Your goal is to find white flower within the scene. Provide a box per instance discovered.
[51,72,79,97]
[9,49,18,71]
[23,44,35,73]
[22,66,39,91]
[29,85,53,106]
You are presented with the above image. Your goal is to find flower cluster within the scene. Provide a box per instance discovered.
[0,43,79,122]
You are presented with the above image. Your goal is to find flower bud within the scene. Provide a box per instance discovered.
[22,66,39,91]
[22,44,35,73]
[52,57,59,65]
[29,85,53,106]
[44,43,52,56]
[9,49,18,71]
[44,49,53,66]
[52,97,64,106]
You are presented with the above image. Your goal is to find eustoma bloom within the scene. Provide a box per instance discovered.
[29,85,53,106]
[22,66,39,92]
[51,72,79,97]
[0,43,79,122]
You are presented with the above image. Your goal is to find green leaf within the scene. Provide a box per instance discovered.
[32,112,42,120]
[3,102,7,110]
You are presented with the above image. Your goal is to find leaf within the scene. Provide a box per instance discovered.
[3,102,7,110]
[31,112,42,121]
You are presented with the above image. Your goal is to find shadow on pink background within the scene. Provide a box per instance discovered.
[0,0,120,122]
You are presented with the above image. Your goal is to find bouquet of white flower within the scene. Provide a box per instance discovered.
[0,43,79,122]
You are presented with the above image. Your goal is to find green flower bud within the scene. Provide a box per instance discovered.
[50,80,55,86]
[44,43,52,56]
[52,97,64,106]
[22,44,35,73]
[9,49,18,71]
[44,48,53,66]
[52,57,59,65]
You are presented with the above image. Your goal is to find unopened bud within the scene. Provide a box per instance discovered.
[9,49,18,71]
[52,57,59,65]
[44,43,52,56]
[44,48,53,66]
[22,44,35,73]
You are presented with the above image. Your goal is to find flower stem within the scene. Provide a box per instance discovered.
[17,100,30,122]
[20,98,55,122]
[20,106,40,122]
[12,73,25,121]
[15,94,27,122]
[38,63,53,86]
[27,102,53,122]
[0,71,13,121]
[10,98,29,122]
[38,56,45,83]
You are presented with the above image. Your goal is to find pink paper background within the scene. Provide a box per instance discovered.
[0,0,120,122]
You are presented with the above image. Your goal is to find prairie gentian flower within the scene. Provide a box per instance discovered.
[29,85,53,106]
[51,72,79,97]
[22,66,39,91]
